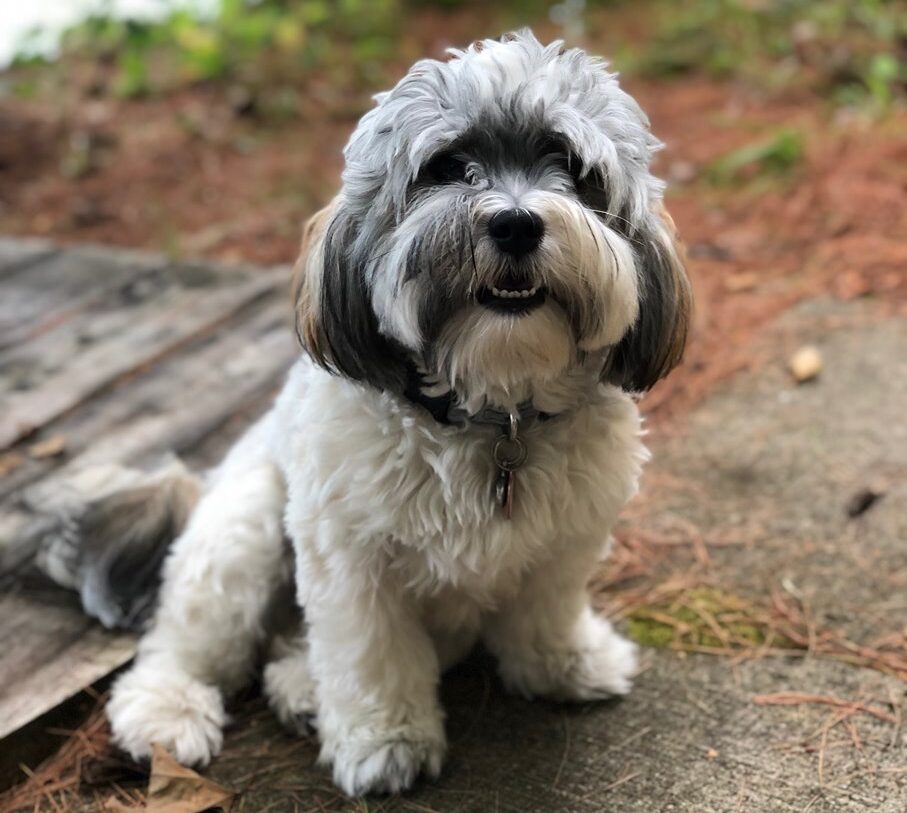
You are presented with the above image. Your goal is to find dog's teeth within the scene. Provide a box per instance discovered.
[489,285,539,300]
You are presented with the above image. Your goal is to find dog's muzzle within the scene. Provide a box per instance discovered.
[479,208,547,314]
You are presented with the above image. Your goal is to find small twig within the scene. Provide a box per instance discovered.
[600,769,642,793]
[845,717,863,751]
[551,717,571,789]
[753,692,896,724]
[802,794,823,813]
[888,685,903,749]
[609,726,652,752]
[817,721,830,786]
[733,782,748,813]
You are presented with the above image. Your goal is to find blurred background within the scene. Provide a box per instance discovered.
[1,0,905,420]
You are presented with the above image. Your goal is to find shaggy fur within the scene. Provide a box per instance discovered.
[38,31,691,797]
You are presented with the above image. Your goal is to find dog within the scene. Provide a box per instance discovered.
[36,30,690,796]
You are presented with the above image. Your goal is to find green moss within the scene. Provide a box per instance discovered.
[627,587,802,652]
[707,129,804,185]
[628,617,677,648]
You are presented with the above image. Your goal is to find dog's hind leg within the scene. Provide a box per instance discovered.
[263,627,318,736]
[106,411,292,767]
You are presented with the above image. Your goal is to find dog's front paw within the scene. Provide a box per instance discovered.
[322,726,446,796]
[499,612,639,701]
[107,662,226,767]
[563,617,639,700]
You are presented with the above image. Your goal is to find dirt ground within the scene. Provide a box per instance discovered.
[0,3,905,811]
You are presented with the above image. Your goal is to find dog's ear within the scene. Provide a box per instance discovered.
[292,201,334,364]
[292,201,406,391]
[605,204,692,392]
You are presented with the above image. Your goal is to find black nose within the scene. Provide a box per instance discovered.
[487,209,544,257]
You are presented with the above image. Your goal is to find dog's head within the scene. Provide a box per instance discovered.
[294,31,690,407]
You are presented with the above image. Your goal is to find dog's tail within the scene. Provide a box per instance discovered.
[29,459,202,630]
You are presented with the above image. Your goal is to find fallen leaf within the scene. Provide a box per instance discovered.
[845,487,884,518]
[788,346,822,383]
[28,434,67,459]
[104,798,142,812]
[145,744,234,813]
[0,451,25,477]
[724,272,759,293]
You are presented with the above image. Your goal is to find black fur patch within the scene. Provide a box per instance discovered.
[606,215,690,392]
[317,215,408,392]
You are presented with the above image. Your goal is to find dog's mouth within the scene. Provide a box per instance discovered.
[476,274,547,315]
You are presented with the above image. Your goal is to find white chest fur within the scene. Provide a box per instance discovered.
[272,360,647,608]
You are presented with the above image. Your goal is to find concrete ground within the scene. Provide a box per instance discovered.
[191,297,904,813]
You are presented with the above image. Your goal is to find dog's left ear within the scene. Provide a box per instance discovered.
[605,204,692,392]
[292,201,407,391]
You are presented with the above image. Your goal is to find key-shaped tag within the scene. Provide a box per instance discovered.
[492,414,527,520]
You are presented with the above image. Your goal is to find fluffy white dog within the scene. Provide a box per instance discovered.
[39,31,690,796]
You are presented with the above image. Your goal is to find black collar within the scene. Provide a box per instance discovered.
[403,363,554,428]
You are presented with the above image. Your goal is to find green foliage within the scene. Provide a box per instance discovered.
[55,0,402,102]
[708,128,804,183]
[862,51,902,110]
[625,0,906,109]
[11,0,905,114]
[115,43,152,97]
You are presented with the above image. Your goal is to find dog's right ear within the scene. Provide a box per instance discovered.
[292,201,407,391]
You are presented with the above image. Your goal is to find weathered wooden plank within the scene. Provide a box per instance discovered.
[0,300,295,579]
[0,240,298,745]
[0,296,294,503]
[0,265,288,450]
[0,245,170,350]
[0,236,56,279]
[0,584,134,740]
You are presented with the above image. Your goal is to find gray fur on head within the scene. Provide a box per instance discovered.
[296,30,691,409]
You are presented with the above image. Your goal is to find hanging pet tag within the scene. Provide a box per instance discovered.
[493,414,527,520]
[495,467,516,519]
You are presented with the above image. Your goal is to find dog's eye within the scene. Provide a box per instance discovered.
[540,138,585,181]
[567,153,586,177]
[426,154,469,184]
[540,136,567,157]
